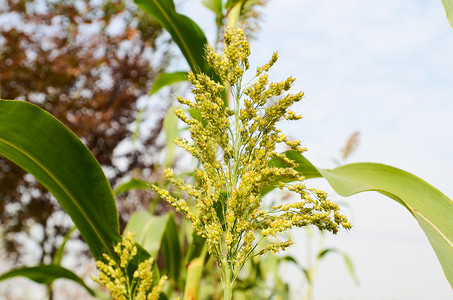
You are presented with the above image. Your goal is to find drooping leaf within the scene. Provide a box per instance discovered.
[0,265,95,295]
[160,214,182,280]
[315,248,359,285]
[318,163,453,288]
[442,0,453,28]
[202,0,224,27]
[267,150,453,288]
[163,106,179,167]
[133,0,211,75]
[125,211,171,258]
[317,248,334,260]
[202,0,223,15]
[149,71,188,96]
[125,211,182,281]
[0,100,119,260]
[263,150,321,195]
[52,227,77,266]
[183,245,207,300]
[113,178,152,195]
[133,0,227,106]
[341,252,359,285]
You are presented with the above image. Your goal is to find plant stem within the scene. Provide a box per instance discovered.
[223,264,233,300]
[47,283,54,300]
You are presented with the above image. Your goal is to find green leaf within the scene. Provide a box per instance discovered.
[160,214,182,280]
[133,0,211,75]
[149,71,188,96]
[113,178,151,195]
[125,211,171,258]
[52,227,77,266]
[202,0,223,15]
[0,265,95,295]
[341,252,359,285]
[183,245,207,300]
[442,0,453,28]
[134,0,227,106]
[125,211,182,281]
[268,151,453,288]
[0,100,119,260]
[317,248,335,260]
[317,163,453,288]
[315,248,359,285]
[263,150,321,195]
[163,106,179,167]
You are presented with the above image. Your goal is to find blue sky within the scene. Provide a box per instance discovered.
[4,1,449,298]
[182,1,453,299]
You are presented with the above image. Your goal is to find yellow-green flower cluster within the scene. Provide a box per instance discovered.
[152,27,350,285]
[92,232,167,300]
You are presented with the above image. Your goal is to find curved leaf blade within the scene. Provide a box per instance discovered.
[0,100,120,260]
[149,71,188,96]
[442,0,453,28]
[161,214,182,280]
[163,106,179,167]
[134,0,227,106]
[317,163,453,288]
[133,0,211,75]
[113,178,151,196]
[263,150,321,195]
[0,265,95,295]
[52,226,77,266]
[183,245,207,300]
[341,252,359,285]
[125,211,182,280]
[267,151,453,288]
[125,211,171,258]
[202,0,223,14]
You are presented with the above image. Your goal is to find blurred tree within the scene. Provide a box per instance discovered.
[0,0,172,267]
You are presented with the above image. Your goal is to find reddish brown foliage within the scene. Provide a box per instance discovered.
[0,0,171,263]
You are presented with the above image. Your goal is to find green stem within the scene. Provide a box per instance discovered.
[303,233,326,300]
[47,283,53,300]
[223,264,233,300]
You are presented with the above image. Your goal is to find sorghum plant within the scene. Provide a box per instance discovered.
[152,27,350,299]
[92,232,167,300]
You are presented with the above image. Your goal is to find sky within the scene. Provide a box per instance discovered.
[182,0,453,299]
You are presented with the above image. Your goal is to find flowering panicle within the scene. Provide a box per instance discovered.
[151,27,350,286]
[92,232,167,300]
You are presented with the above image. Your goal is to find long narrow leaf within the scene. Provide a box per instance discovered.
[125,211,171,258]
[442,0,453,28]
[125,211,182,283]
[0,265,95,295]
[318,163,453,288]
[149,71,188,96]
[202,0,223,15]
[341,252,359,284]
[0,100,120,260]
[52,227,76,266]
[164,106,179,167]
[161,214,182,280]
[183,245,207,300]
[113,178,151,195]
[133,0,227,106]
[270,150,453,288]
[267,151,453,287]
[133,0,211,75]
